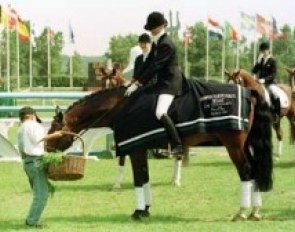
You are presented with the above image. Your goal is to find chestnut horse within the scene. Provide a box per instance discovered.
[46,85,273,221]
[226,69,295,158]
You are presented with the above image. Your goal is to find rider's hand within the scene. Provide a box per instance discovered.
[123,81,131,87]
[258,79,265,84]
[124,83,139,96]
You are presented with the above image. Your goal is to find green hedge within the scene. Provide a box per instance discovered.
[6,76,88,89]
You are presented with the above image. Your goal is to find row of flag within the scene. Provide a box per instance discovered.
[0,4,75,44]
[182,12,287,44]
[0,5,29,41]
[206,12,286,42]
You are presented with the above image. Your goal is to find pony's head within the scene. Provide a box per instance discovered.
[286,67,295,92]
[225,69,242,85]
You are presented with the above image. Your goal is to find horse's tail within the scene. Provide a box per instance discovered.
[290,114,295,144]
[246,90,273,192]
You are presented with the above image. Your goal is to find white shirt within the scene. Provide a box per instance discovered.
[152,30,165,45]
[123,45,142,75]
[18,120,45,156]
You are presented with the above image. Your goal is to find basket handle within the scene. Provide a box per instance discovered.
[60,131,87,158]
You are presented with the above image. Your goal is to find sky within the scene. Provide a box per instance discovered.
[0,0,294,56]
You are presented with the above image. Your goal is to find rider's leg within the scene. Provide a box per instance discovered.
[268,85,281,123]
[156,94,183,155]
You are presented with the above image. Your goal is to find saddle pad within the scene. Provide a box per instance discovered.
[113,80,251,156]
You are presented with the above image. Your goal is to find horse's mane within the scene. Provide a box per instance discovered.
[65,87,125,114]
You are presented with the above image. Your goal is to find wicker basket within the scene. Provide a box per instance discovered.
[47,132,87,181]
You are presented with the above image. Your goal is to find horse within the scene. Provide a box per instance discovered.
[225,69,295,158]
[45,83,273,221]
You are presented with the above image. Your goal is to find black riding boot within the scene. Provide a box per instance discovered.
[159,114,183,156]
[272,98,281,124]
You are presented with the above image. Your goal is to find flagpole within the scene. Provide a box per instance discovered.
[16,19,20,90]
[206,20,209,81]
[29,22,33,89]
[221,36,225,82]
[236,40,240,69]
[253,15,257,65]
[70,55,73,87]
[47,26,51,88]
[184,35,188,78]
[6,6,10,92]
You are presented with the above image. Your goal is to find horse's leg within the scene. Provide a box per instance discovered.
[273,122,283,159]
[112,156,126,190]
[129,150,151,220]
[218,134,252,221]
[171,146,189,186]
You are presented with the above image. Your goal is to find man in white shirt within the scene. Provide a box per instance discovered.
[18,106,49,228]
[122,45,142,79]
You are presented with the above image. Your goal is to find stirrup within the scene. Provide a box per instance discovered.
[171,145,183,156]
[273,114,280,124]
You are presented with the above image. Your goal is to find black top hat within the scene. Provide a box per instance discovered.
[259,42,270,51]
[144,11,167,30]
[138,33,151,43]
[19,106,42,123]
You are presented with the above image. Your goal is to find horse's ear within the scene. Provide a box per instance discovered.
[55,105,61,115]
[100,67,107,76]
[224,69,230,77]
[57,112,63,122]
[286,67,293,74]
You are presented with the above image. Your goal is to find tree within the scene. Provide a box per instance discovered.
[107,34,138,65]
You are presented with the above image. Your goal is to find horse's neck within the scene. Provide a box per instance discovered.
[66,91,127,132]
[241,73,256,88]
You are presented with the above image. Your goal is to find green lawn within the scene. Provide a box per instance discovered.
[0,120,294,231]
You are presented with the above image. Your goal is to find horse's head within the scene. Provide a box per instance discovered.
[225,69,243,85]
[287,67,295,91]
[46,107,75,152]
[46,88,127,152]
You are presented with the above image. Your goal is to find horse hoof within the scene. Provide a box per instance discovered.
[130,210,149,221]
[112,185,122,192]
[171,180,181,187]
[231,213,247,222]
[248,213,262,221]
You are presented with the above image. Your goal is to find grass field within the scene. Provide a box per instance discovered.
[0,120,295,232]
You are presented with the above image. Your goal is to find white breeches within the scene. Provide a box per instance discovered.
[155,94,175,120]
[268,84,289,108]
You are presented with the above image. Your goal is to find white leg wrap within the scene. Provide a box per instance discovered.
[113,165,124,188]
[278,141,283,157]
[251,180,262,207]
[143,183,152,206]
[135,187,145,210]
[240,181,252,208]
[173,159,182,186]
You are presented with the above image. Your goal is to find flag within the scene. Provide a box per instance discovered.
[47,27,54,42]
[183,26,192,44]
[30,23,36,47]
[225,21,238,41]
[240,12,255,31]
[69,23,74,44]
[208,17,223,40]
[1,6,19,29]
[18,19,29,42]
[256,14,271,36]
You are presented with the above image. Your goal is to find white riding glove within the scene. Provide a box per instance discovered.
[124,83,139,96]
[123,80,131,87]
[258,79,265,84]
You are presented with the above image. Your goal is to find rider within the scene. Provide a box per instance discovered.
[125,11,185,156]
[252,41,280,122]
[133,33,152,80]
